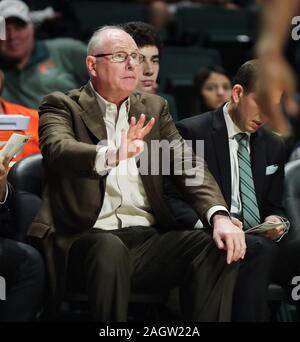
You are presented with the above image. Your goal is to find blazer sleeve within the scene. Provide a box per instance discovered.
[163,176,199,230]
[158,100,228,220]
[38,92,98,178]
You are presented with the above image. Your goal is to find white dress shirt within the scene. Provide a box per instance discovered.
[223,103,250,217]
[92,83,228,230]
[91,83,156,230]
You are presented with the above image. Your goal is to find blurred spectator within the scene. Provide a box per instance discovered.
[191,65,232,115]
[123,21,178,120]
[0,0,88,109]
[123,21,163,94]
[0,69,40,164]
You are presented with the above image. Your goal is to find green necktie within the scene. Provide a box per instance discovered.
[235,133,260,230]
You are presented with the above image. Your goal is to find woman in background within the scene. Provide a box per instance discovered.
[191,65,232,116]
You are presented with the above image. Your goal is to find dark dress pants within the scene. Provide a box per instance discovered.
[272,238,300,290]
[272,237,300,320]
[232,234,278,322]
[0,238,45,321]
[67,226,239,322]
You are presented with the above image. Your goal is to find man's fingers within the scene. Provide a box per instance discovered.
[130,116,136,127]
[240,235,247,259]
[226,231,245,263]
[119,129,127,161]
[233,235,244,262]
[3,155,12,169]
[129,115,152,140]
[230,237,239,262]
[0,155,12,177]
[128,117,137,140]
[231,217,243,229]
[214,234,225,250]
[225,238,234,264]
[141,117,155,138]
[136,113,146,132]
[264,227,284,240]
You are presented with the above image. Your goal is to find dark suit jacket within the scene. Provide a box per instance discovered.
[29,83,227,307]
[164,107,286,229]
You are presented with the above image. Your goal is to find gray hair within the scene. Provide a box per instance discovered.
[87,25,126,56]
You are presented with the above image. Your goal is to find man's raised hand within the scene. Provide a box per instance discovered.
[118,114,155,161]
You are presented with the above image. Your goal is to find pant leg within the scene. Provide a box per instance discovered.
[0,238,45,322]
[272,239,300,298]
[270,239,300,321]
[129,229,239,322]
[231,234,278,322]
[67,232,132,322]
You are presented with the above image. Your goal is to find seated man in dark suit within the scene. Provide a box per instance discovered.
[165,59,300,321]
[0,156,44,321]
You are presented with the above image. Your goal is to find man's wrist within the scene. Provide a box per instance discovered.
[105,148,119,167]
[211,210,231,225]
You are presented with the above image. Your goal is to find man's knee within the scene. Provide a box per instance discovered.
[17,242,45,282]
[86,234,131,274]
[245,235,278,263]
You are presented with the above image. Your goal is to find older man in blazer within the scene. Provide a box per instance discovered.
[29,26,249,322]
[164,60,300,321]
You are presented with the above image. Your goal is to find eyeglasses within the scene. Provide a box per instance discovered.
[93,51,144,64]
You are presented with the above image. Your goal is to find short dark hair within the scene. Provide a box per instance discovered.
[233,59,259,94]
[122,21,163,56]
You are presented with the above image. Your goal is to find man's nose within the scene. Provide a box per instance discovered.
[126,56,137,69]
[143,61,154,75]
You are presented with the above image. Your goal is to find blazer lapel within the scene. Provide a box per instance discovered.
[211,108,232,207]
[78,83,107,141]
[250,130,266,208]
[129,92,156,163]
[129,93,161,205]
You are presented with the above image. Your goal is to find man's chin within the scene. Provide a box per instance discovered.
[140,86,154,94]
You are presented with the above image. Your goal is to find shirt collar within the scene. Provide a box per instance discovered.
[223,103,250,141]
[89,81,130,118]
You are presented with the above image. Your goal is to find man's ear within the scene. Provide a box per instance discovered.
[232,84,244,104]
[86,56,97,77]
